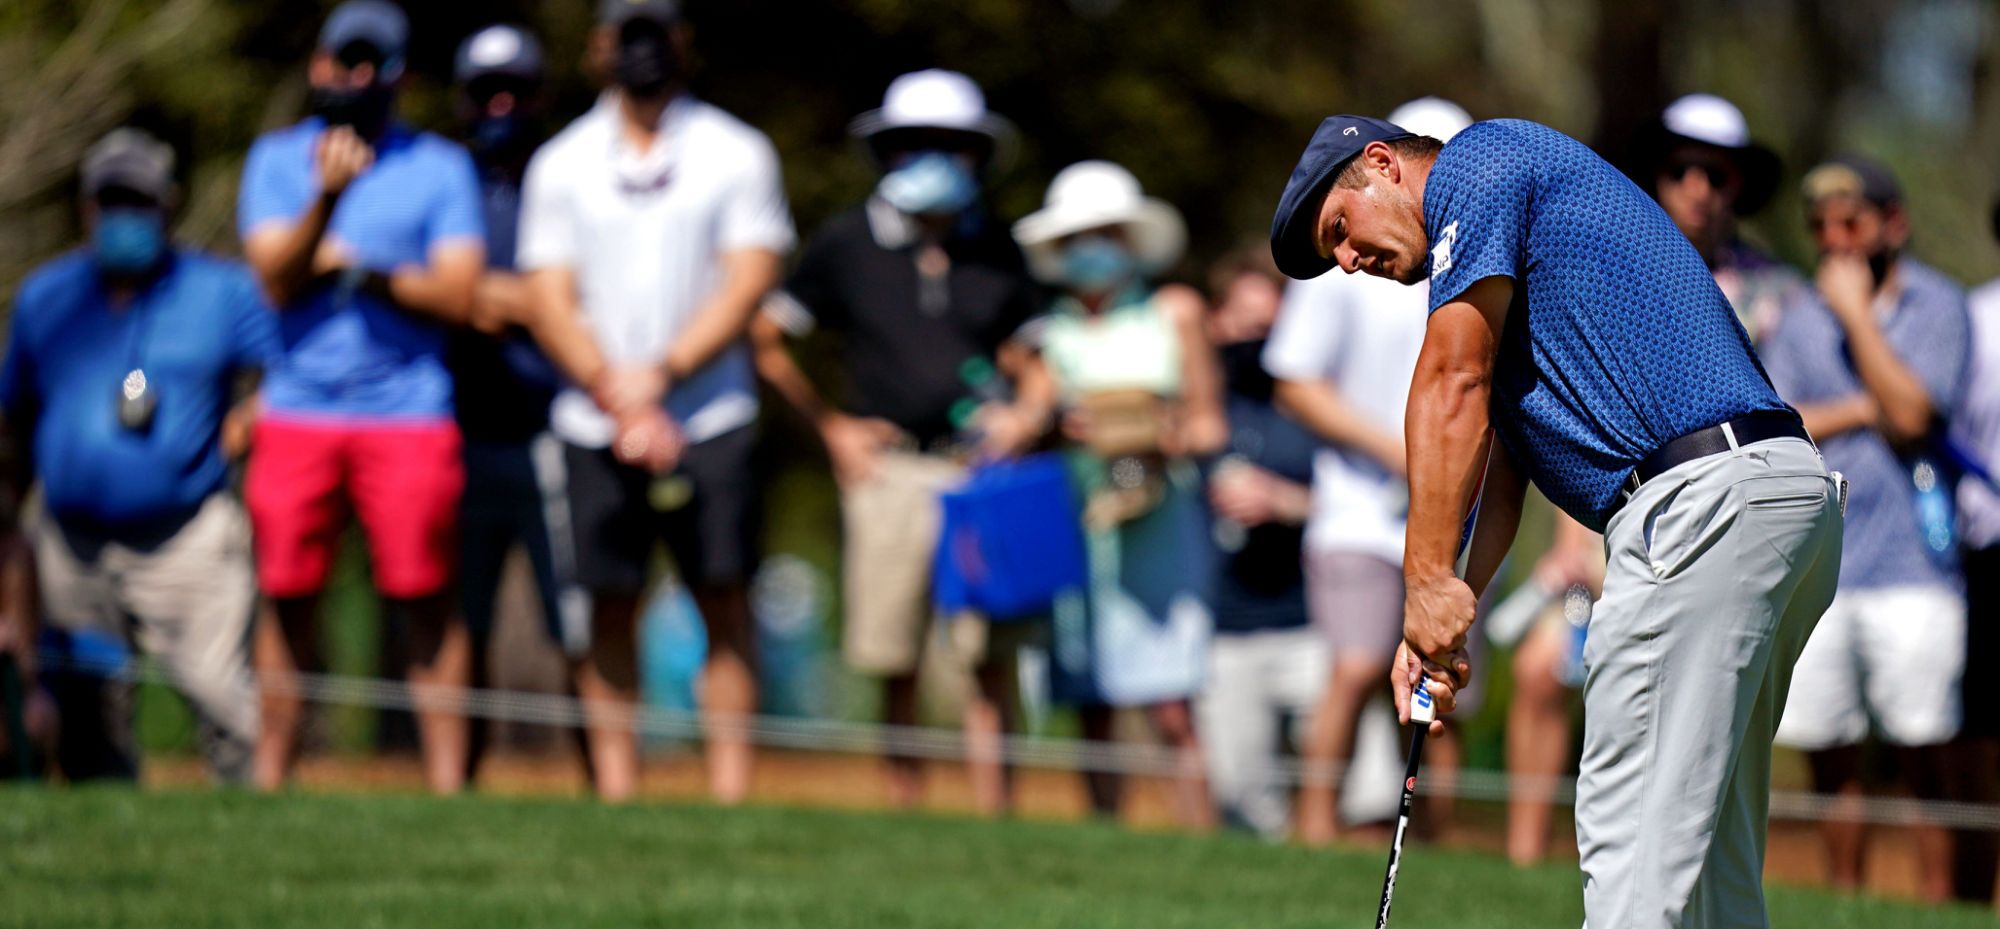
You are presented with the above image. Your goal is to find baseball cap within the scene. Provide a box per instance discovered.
[455,24,544,86]
[319,0,408,79]
[598,0,681,27]
[1269,115,1413,280]
[1632,94,1781,214]
[1802,155,1901,209]
[81,128,176,204]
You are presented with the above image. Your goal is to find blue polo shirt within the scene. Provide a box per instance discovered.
[238,119,483,422]
[1763,258,1970,590]
[1423,119,1790,531]
[0,250,279,530]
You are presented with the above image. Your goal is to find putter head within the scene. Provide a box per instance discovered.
[1410,682,1437,726]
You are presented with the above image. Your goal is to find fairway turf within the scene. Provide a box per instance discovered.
[1,787,1991,928]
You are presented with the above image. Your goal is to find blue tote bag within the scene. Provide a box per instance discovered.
[933,453,1088,621]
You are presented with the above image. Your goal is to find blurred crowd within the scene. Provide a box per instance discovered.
[2,0,1999,905]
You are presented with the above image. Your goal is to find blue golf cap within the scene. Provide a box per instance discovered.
[320,0,408,79]
[1269,115,1413,279]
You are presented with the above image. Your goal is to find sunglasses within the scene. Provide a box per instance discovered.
[1661,156,1740,190]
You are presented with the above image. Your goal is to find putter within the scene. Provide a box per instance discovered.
[1376,433,1489,927]
[1372,680,1435,929]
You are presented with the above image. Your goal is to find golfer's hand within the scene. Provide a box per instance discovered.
[315,126,374,199]
[1404,573,1476,673]
[1392,641,1450,737]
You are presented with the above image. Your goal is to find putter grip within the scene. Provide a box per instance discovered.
[1409,681,1437,726]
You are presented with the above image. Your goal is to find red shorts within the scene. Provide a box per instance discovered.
[246,418,464,599]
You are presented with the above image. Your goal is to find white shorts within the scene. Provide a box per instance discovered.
[1774,585,1966,749]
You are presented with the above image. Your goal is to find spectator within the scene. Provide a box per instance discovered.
[0,128,274,782]
[1943,202,2000,903]
[1262,97,1471,846]
[1195,246,1320,839]
[448,23,589,784]
[518,0,795,803]
[751,70,1042,814]
[1632,94,1801,343]
[1767,156,1970,902]
[239,0,485,793]
[1012,161,1221,828]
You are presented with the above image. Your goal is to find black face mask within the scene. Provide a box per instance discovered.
[612,24,679,98]
[1867,249,1895,288]
[310,84,394,137]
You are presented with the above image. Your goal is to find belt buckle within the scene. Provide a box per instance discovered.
[1621,470,1643,502]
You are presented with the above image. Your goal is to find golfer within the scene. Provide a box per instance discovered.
[1270,116,1843,927]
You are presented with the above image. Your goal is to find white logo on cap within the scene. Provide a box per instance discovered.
[1343,126,1358,137]
[1431,221,1458,276]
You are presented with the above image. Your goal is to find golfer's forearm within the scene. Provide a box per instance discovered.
[1403,368,1493,583]
[1461,447,1526,595]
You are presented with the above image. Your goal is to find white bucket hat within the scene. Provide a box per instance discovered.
[849,69,1017,168]
[1013,160,1186,284]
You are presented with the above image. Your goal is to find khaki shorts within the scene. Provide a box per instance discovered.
[31,493,259,778]
[840,450,967,676]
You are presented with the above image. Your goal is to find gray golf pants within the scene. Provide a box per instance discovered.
[1578,437,1841,929]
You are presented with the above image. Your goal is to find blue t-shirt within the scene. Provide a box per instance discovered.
[238,119,484,421]
[0,250,279,529]
[1763,258,1970,590]
[1423,120,1790,531]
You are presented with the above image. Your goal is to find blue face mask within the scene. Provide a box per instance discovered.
[1060,235,1136,293]
[94,207,166,276]
[877,151,979,217]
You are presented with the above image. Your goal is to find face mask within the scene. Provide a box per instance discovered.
[1867,249,1894,287]
[310,84,394,137]
[1061,235,1136,294]
[613,26,679,98]
[876,151,979,217]
[469,114,538,167]
[93,207,166,276]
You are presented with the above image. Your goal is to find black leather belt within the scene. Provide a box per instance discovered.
[1617,409,1813,510]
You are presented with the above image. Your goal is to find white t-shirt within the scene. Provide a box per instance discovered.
[1262,271,1429,564]
[518,94,796,447]
[1956,278,2000,548]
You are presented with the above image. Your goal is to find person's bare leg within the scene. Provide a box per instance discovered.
[966,657,1018,818]
[693,584,757,805]
[1422,725,1463,842]
[1505,622,1573,865]
[1299,654,1388,846]
[1149,699,1214,831]
[1905,744,1955,903]
[397,593,469,795]
[252,595,317,791]
[1079,704,1121,820]
[577,593,641,802]
[1807,745,1867,891]
[881,671,923,809]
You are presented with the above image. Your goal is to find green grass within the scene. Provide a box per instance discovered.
[1,787,1989,928]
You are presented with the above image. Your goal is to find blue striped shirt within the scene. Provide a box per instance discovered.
[238,119,483,420]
